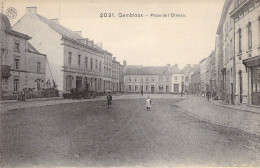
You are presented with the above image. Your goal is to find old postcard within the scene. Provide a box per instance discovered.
[0,0,260,167]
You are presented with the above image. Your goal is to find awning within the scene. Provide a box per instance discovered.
[1,65,11,78]
[243,56,260,67]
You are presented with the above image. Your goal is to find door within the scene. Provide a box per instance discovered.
[174,84,179,93]
[166,85,169,93]
[151,85,154,94]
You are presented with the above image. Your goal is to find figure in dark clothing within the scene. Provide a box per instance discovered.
[107,92,112,109]
[206,91,211,101]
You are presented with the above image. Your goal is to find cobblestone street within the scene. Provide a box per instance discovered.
[0,94,259,167]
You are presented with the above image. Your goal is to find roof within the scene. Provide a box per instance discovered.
[125,65,171,75]
[28,43,45,55]
[36,14,83,40]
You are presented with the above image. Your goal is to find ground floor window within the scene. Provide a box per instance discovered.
[159,85,163,90]
[14,79,19,92]
[135,85,138,92]
[129,85,131,92]
[66,75,73,91]
[146,85,148,91]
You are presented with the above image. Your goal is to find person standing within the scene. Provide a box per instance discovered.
[107,92,112,109]
[146,96,151,111]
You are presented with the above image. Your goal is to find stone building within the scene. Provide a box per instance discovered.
[13,7,123,94]
[199,57,210,94]
[215,0,260,106]
[230,0,260,106]
[216,0,236,104]
[0,13,46,98]
[124,65,172,93]
[190,64,200,94]
[209,51,216,94]
[111,57,120,92]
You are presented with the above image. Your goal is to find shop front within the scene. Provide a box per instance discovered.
[243,56,260,106]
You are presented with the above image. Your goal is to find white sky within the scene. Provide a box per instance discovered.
[2,0,225,68]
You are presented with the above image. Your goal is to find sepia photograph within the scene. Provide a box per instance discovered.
[0,0,260,167]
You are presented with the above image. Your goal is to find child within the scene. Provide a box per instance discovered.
[146,96,151,111]
[107,92,112,109]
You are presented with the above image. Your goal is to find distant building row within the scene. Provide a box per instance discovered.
[124,63,193,94]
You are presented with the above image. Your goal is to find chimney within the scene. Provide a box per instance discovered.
[50,18,59,24]
[123,60,127,66]
[26,6,37,14]
[74,31,82,37]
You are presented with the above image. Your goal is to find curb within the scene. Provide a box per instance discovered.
[210,100,260,115]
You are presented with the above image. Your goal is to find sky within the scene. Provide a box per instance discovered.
[1,0,225,68]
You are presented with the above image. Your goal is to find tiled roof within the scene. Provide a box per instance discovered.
[36,14,83,40]
[125,65,171,75]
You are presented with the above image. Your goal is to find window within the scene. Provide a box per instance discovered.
[90,58,93,71]
[128,77,131,82]
[238,28,242,53]
[95,59,98,70]
[146,85,148,91]
[175,76,178,80]
[129,85,131,91]
[182,76,184,81]
[14,58,19,69]
[85,57,88,69]
[68,52,72,65]
[135,77,138,82]
[248,22,252,50]
[135,85,138,91]
[66,75,73,91]
[99,61,101,72]
[14,42,20,52]
[37,62,41,73]
[146,77,148,82]
[14,79,19,91]
[159,85,163,90]
[166,78,169,82]
[152,78,154,82]
[78,55,81,66]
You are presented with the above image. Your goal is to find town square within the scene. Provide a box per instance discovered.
[0,0,260,167]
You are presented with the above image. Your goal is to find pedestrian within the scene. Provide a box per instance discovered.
[107,92,112,109]
[206,90,211,101]
[146,96,151,111]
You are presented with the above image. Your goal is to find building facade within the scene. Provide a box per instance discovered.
[124,65,172,94]
[216,0,236,104]
[230,0,260,106]
[190,64,201,94]
[1,13,46,98]
[13,7,123,94]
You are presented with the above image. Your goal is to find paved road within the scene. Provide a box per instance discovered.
[0,96,259,167]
